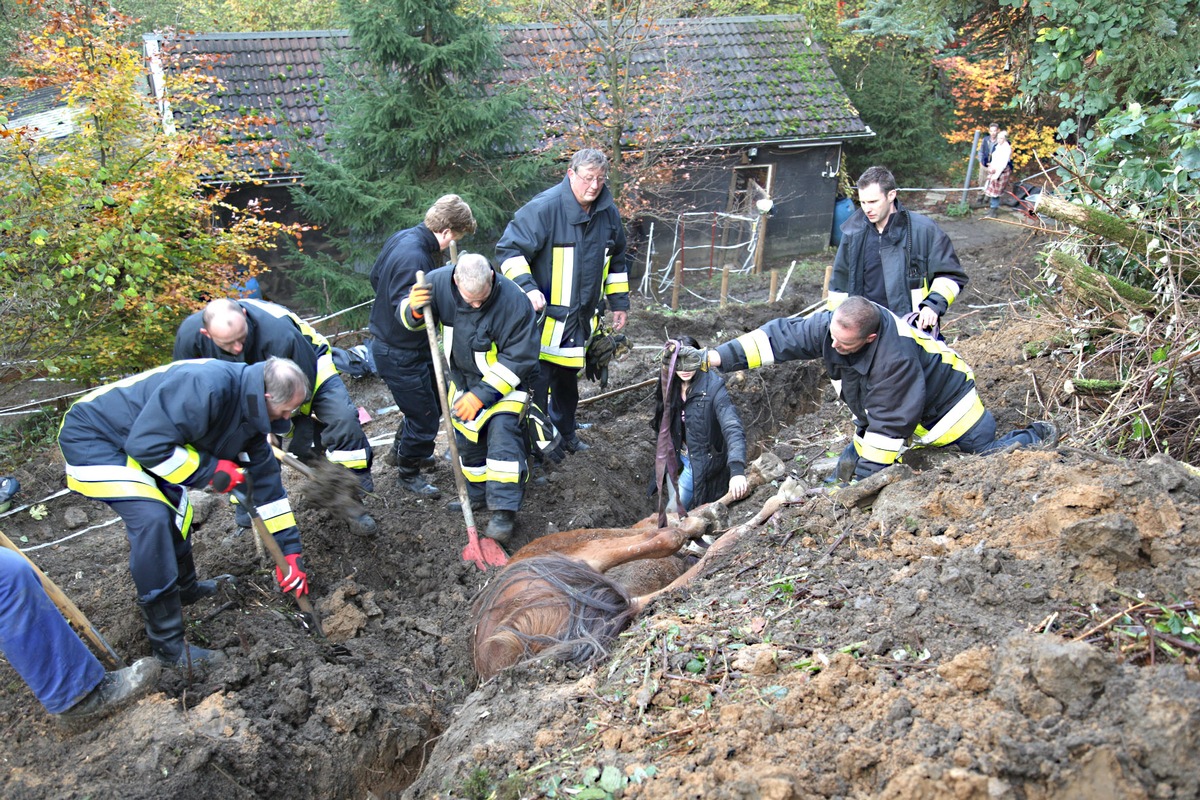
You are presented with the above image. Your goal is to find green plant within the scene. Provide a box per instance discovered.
[944,201,971,217]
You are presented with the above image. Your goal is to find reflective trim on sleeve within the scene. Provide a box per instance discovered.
[929,276,961,305]
[146,445,200,484]
[486,458,522,484]
[314,352,338,390]
[255,496,297,535]
[854,430,904,465]
[736,329,775,369]
[913,390,986,447]
[500,255,533,281]
[604,271,629,295]
[461,463,488,484]
[482,361,521,396]
[448,390,529,442]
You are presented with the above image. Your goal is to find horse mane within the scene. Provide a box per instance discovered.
[470,554,637,681]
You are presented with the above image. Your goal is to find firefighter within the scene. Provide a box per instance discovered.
[706,296,1057,481]
[58,357,312,668]
[495,147,630,454]
[174,297,376,534]
[402,254,539,543]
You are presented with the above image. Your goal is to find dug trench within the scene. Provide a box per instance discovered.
[2,216,1199,799]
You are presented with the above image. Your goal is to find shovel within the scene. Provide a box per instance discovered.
[414,270,508,571]
[227,485,325,637]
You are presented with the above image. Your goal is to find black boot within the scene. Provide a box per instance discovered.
[176,551,218,607]
[396,457,440,498]
[485,510,516,545]
[140,588,226,669]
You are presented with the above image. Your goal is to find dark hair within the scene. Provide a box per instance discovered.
[857,166,897,195]
[833,296,882,338]
[651,335,703,432]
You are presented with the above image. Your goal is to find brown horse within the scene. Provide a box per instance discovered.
[470,454,790,681]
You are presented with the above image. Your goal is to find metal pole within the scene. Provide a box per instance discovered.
[962,130,981,206]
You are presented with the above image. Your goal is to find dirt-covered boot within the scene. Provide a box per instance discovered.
[396,457,440,498]
[57,658,161,723]
[140,588,226,670]
[485,510,516,545]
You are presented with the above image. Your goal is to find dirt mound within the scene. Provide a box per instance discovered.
[2,214,1198,800]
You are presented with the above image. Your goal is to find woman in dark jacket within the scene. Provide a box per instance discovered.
[652,337,749,509]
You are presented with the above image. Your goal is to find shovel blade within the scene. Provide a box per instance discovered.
[462,526,488,571]
[479,536,508,568]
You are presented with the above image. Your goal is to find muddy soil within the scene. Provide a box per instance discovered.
[2,207,1197,800]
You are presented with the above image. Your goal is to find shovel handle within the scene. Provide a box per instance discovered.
[231,489,324,635]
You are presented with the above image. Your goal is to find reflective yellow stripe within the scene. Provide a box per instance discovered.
[737,329,775,369]
[604,271,629,295]
[255,496,297,534]
[549,245,575,307]
[325,448,369,470]
[486,458,521,484]
[913,391,986,447]
[855,430,903,465]
[243,299,331,351]
[315,352,338,388]
[898,324,975,380]
[929,276,960,305]
[462,463,488,484]
[148,445,200,484]
[65,461,195,539]
[447,383,528,441]
[481,360,521,396]
[500,255,533,281]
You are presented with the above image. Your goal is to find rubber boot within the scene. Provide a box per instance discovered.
[56,658,161,723]
[485,510,516,545]
[176,551,218,607]
[140,588,226,669]
[396,457,440,498]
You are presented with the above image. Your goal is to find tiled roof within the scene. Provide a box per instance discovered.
[150,15,865,178]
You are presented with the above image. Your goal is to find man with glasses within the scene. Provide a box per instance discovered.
[703,296,1057,482]
[58,357,313,670]
[174,297,377,534]
[496,148,630,457]
[370,194,477,498]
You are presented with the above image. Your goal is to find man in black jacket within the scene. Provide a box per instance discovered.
[58,358,312,669]
[370,194,477,498]
[830,166,969,334]
[496,148,630,454]
[174,298,376,535]
[707,297,1056,481]
[402,254,539,543]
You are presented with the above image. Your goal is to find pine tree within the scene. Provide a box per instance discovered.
[287,0,544,311]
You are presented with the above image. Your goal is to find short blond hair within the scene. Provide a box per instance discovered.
[425,194,477,235]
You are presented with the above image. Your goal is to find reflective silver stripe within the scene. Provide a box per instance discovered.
[929,276,960,304]
[484,362,522,392]
[541,342,586,360]
[486,458,521,484]
[861,430,904,452]
[146,446,193,480]
[500,255,532,279]
[65,463,156,486]
[255,496,293,519]
[325,448,369,468]
[551,246,576,307]
[913,389,980,445]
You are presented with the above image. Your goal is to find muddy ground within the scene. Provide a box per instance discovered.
[2,206,1198,800]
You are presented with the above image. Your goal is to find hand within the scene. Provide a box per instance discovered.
[275,553,309,597]
[611,310,627,331]
[916,306,940,331]
[526,289,546,312]
[210,460,246,494]
[408,283,432,317]
[728,474,749,500]
[452,391,484,422]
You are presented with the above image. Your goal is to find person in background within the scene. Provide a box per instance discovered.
[977,122,999,177]
[370,195,477,498]
[496,148,630,455]
[984,130,1013,218]
[651,336,749,510]
[704,297,1057,483]
[829,166,968,334]
[0,548,160,722]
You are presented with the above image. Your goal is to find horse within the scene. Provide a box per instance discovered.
[470,454,791,681]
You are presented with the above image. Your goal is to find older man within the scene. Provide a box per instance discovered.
[402,254,539,543]
[174,297,376,533]
[496,148,630,454]
[59,357,312,668]
[707,297,1056,482]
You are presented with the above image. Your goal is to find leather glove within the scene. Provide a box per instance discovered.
[585,332,628,389]
[408,282,432,318]
[275,553,309,597]
[665,344,708,372]
[210,460,246,494]
[452,391,484,422]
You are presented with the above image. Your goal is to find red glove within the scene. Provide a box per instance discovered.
[275,553,308,597]
[210,460,246,494]
[452,391,484,422]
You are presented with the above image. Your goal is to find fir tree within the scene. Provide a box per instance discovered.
[287,0,544,312]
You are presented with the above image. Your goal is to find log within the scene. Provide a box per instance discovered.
[1037,193,1151,255]
[1044,249,1156,312]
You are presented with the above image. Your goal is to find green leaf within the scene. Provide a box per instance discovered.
[599,765,624,793]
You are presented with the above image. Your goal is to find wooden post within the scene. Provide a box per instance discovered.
[719,263,731,308]
[822,265,833,299]
[753,213,768,274]
[671,259,683,310]
[769,269,779,304]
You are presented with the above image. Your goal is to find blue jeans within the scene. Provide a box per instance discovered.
[678,454,695,509]
[373,341,441,461]
[0,548,103,714]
